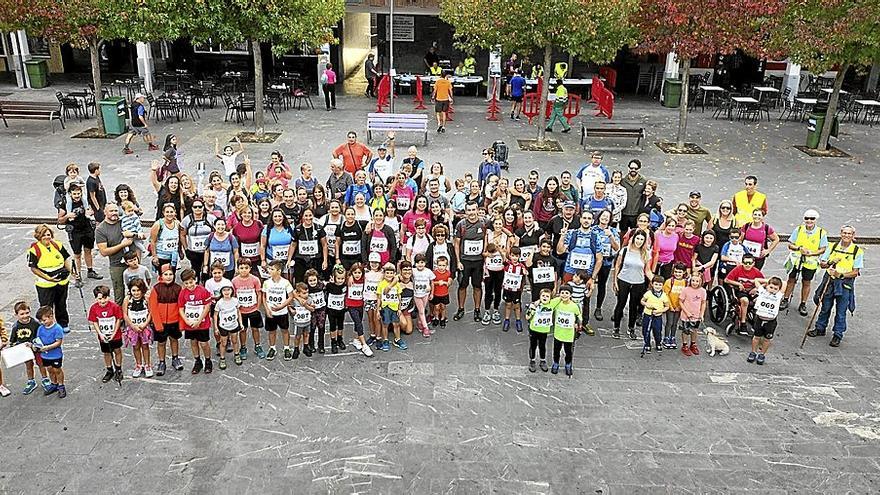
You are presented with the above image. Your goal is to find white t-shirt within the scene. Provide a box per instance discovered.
[412,267,436,298]
[262,277,293,316]
[755,287,783,320]
[214,297,240,330]
[205,277,233,299]
[369,155,395,184]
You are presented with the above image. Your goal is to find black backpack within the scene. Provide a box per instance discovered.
[52,174,67,210]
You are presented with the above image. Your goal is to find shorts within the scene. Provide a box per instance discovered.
[680,320,700,335]
[734,289,754,302]
[459,260,483,290]
[292,324,309,337]
[381,307,400,324]
[43,357,63,368]
[788,265,817,282]
[503,290,522,304]
[218,326,241,337]
[129,126,150,136]
[124,326,153,347]
[99,338,123,354]
[364,300,378,312]
[185,329,211,342]
[241,311,264,329]
[68,230,95,255]
[511,95,523,102]
[435,100,450,113]
[265,314,289,332]
[431,294,450,305]
[154,322,182,342]
[752,318,777,339]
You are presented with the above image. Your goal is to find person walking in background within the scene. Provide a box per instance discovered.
[322,63,337,111]
[545,79,571,133]
[432,73,453,133]
[364,54,379,98]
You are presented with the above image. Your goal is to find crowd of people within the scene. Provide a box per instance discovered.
[0,130,864,398]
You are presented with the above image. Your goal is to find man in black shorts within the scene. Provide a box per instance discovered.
[56,183,102,287]
[453,201,486,322]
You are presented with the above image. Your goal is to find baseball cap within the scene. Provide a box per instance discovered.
[368,252,381,263]
[134,93,145,99]
[689,191,701,198]
[563,200,576,209]
[377,143,387,150]
[803,209,819,219]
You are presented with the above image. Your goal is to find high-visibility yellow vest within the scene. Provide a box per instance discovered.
[826,242,860,274]
[733,190,767,225]
[790,225,825,270]
[29,241,69,288]
[429,65,442,76]
[463,57,476,75]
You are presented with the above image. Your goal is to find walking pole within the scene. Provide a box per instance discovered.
[69,258,88,314]
[800,262,837,349]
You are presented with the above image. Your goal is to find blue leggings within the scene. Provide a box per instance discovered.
[642,314,663,349]
[347,307,365,337]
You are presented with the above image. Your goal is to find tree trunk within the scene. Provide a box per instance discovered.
[89,36,105,134]
[818,63,849,151]
[676,58,690,149]
[536,45,552,143]
[252,40,265,136]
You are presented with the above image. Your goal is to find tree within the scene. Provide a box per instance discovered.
[770,0,880,151]
[634,0,784,149]
[441,0,638,144]
[191,0,344,136]
[0,0,186,133]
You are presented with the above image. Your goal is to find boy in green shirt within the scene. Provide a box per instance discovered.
[525,288,554,373]
[550,284,582,376]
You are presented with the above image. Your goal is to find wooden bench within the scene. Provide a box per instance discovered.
[0,100,64,132]
[580,125,645,150]
[367,112,429,145]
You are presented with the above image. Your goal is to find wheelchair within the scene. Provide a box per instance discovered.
[708,283,757,336]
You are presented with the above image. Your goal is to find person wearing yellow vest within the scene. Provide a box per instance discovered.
[531,64,544,80]
[28,224,73,334]
[545,79,571,133]
[808,225,863,347]
[428,62,442,77]
[463,55,476,76]
[782,209,828,316]
[732,175,768,226]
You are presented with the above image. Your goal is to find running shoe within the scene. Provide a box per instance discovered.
[240,347,248,360]
[627,328,636,340]
[440,319,447,328]
[255,345,267,359]
[131,365,143,379]
[539,361,548,372]
[431,317,439,327]
[585,325,595,336]
[234,355,243,366]
[283,348,293,361]
[0,384,10,397]
[41,377,51,390]
[366,335,377,346]
[22,380,37,395]
[156,361,167,376]
[101,369,114,383]
[115,368,123,383]
[204,359,213,374]
[337,337,347,350]
[798,303,808,317]
[690,344,700,355]
[756,353,766,365]
[351,339,363,351]
[481,311,491,325]
[528,360,536,373]
[57,385,67,399]
[551,363,559,374]
[362,344,374,357]
[475,309,482,323]
[219,358,227,370]
[682,344,692,356]
[502,319,510,332]
[747,352,757,363]
[515,320,523,333]
[87,269,103,280]
[43,383,58,395]
[492,310,502,325]
[593,308,603,321]
[144,365,154,378]
[191,358,203,374]
[331,341,339,354]
[612,328,620,339]
[564,364,573,376]
[380,340,391,352]
[453,308,465,321]
[303,345,313,357]
[292,347,300,359]
[172,356,184,371]
[392,339,408,350]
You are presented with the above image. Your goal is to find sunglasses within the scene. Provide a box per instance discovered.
[720,206,731,210]
[192,204,204,209]
[743,261,754,265]
[677,209,687,213]
[804,217,816,220]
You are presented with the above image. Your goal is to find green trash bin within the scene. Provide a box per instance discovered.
[806,110,839,149]
[99,97,128,136]
[663,78,682,108]
[24,59,49,89]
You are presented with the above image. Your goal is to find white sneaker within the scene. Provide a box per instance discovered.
[0,384,11,397]
[351,339,363,351]
[144,366,154,378]
[131,365,143,378]
[361,344,374,357]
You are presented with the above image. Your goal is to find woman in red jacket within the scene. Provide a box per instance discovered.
[531,176,563,231]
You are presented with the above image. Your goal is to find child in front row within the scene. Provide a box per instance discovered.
[501,246,526,333]
[640,276,670,356]
[377,262,408,351]
[261,260,294,361]
[33,306,66,398]
[345,263,373,357]
[178,269,214,374]
[525,288,554,373]
[306,269,332,354]
[290,282,314,359]
[551,284,582,376]
[214,284,242,369]
[662,263,687,349]
[326,264,352,354]
[569,271,591,338]
[749,277,785,366]
[232,259,263,360]
[431,256,452,328]
[9,301,51,394]
[88,285,125,384]
[122,279,153,377]
[679,272,707,356]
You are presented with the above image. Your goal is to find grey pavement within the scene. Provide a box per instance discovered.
[0,83,879,493]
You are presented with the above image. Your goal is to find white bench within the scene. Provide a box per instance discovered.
[367,112,429,145]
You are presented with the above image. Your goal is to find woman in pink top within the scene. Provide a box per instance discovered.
[390,171,416,211]
[740,209,779,270]
[322,63,337,111]
[652,218,679,279]
[401,195,432,245]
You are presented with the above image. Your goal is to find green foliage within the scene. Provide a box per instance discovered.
[440,0,638,65]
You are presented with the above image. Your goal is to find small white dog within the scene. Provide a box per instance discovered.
[705,327,730,356]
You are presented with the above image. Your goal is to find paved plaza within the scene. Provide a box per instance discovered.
[0,85,878,493]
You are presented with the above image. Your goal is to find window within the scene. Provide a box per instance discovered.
[27,36,50,58]
[193,40,249,55]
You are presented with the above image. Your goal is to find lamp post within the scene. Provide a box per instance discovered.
[389,0,395,112]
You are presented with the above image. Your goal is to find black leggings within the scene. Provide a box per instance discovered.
[594,263,612,308]
[309,308,326,347]
[36,284,69,329]
[528,330,547,360]
[348,307,365,336]
[613,280,647,330]
[553,339,574,365]
[185,250,207,282]
[328,309,345,333]
[484,270,503,310]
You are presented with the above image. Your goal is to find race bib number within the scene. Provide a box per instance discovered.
[128,309,148,326]
[534,308,553,328]
[400,295,412,308]
[184,302,203,322]
[432,246,449,266]
[555,310,575,329]
[293,307,311,324]
[756,292,781,320]
[210,250,232,268]
[519,245,537,262]
[266,287,288,311]
[324,224,338,251]
[237,288,256,308]
[383,289,399,303]
[370,236,388,253]
[533,266,555,284]
[327,293,345,310]
[726,244,744,264]
[502,272,522,291]
[342,240,361,256]
[742,240,762,257]
[188,235,208,252]
[240,242,260,258]
[414,280,430,297]
[298,239,318,256]
[487,255,504,271]
[218,308,238,330]
[158,237,178,253]
[271,244,290,260]
[309,291,326,309]
[97,316,117,340]
[396,196,410,211]
[364,280,380,299]
[568,252,594,271]
[347,284,364,300]
[463,239,483,256]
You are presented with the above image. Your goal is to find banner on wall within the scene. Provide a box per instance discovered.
[385,15,415,42]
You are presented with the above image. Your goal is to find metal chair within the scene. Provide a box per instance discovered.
[55,92,83,121]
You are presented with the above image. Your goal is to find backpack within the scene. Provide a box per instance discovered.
[648,208,664,230]
[52,174,66,211]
